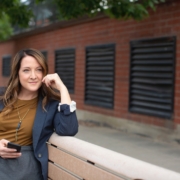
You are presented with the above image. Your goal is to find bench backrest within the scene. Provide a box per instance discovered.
[48,133,180,180]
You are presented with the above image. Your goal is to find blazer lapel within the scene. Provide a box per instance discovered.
[32,97,49,150]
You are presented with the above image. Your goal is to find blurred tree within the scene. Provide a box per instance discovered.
[0,0,33,40]
[0,0,166,41]
[0,14,13,40]
[36,0,166,20]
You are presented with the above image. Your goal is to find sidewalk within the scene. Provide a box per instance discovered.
[75,121,180,173]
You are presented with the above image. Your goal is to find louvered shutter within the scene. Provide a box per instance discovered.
[129,37,176,119]
[55,49,75,93]
[41,51,48,61]
[2,55,11,77]
[85,44,115,108]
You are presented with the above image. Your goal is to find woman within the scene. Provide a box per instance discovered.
[0,48,78,180]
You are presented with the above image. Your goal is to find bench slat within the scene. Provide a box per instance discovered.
[48,162,79,180]
[48,144,125,180]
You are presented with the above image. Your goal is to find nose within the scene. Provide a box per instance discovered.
[30,70,37,79]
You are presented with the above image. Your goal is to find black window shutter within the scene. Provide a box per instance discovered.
[2,55,11,77]
[41,51,48,61]
[129,37,176,119]
[85,44,115,108]
[55,48,75,93]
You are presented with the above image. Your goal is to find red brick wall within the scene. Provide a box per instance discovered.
[0,0,180,127]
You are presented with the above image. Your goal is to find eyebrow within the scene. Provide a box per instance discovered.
[22,66,42,68]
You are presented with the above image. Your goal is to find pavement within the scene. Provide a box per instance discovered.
[75,120,180,173]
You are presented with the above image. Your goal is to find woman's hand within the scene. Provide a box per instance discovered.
[0,139,21,159]
[42,73,71,104]
[42,73,64,91]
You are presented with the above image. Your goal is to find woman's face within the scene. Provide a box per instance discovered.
[18,55,43,95]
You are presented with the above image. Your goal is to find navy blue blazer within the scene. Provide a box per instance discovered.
[0,97,78,180]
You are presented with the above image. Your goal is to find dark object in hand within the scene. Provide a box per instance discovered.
[7,142,21,152]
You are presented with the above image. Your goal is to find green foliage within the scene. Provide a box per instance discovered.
[35,0,166,20]
[0,14,13,40]
[0,0,166,41]
[0,0,33,27]
[0,0,34,41]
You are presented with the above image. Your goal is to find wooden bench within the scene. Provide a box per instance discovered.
[47,133,180,180]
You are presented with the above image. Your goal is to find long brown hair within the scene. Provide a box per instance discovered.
[1,48,60,114]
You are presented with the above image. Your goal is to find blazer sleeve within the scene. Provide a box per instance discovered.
[53,103,79,136]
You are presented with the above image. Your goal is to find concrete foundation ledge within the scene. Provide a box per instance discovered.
[76,109,180,145]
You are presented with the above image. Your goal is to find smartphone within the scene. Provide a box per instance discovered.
[7,142,21,152]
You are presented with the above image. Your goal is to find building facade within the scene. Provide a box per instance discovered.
[0,0,180,141]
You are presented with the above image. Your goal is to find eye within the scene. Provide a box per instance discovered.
[37,68,42,72]
[23,69,29,72]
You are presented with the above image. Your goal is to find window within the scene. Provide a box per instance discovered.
[2,55,11,77]
[129,37,176,119]
[55,48,75,93]
[85,44,115,108]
